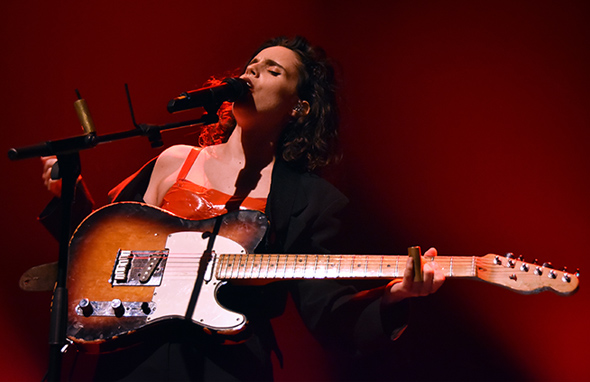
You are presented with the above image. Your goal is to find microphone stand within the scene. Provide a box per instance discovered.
[7,86,221,382]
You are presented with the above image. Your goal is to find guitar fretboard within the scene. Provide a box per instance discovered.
[215,254,477,280]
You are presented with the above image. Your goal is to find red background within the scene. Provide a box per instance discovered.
[1,1,588,381]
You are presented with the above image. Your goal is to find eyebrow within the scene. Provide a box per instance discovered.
[249,58,287,72]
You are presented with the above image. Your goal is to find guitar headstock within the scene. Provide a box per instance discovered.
[476,254,579,296]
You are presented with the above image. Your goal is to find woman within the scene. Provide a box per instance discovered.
[41,36,444,381]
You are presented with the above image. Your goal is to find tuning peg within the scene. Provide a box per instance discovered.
[518,255,524,261]
[562,266,568,272]
[533,259,539,265]
[543,262,554,269]
[505,253,516,268]
[575,268,581,277]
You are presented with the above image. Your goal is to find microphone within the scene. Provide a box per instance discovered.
[167,77,249,113]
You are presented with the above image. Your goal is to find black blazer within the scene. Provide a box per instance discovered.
[39,155,407,381]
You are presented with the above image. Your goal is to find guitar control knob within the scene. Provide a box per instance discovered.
[78,298,93,317]
[141,302,152,315]
[111,299,125,317]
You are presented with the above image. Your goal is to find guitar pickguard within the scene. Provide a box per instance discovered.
[147,231,247,332]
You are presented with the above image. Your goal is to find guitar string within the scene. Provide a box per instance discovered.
[156,253,482,279]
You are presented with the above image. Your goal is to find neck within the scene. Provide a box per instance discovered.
[225,125,277,169]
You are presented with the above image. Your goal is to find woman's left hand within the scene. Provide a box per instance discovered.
[383,247,445,305]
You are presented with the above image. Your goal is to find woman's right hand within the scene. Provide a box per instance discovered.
[41,156,62,198]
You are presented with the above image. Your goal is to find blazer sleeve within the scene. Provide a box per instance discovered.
[281,176,409,356]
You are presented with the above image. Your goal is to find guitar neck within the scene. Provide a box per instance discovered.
[215,254,477,280]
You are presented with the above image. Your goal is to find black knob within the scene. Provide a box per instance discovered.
[111,299,125,317]
[141,302,152,315]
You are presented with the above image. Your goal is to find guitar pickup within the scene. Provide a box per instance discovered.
[110,250,169,286]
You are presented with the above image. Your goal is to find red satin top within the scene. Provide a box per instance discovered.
[159,147,267,220]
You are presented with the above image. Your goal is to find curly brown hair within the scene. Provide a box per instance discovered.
[199,36,340,172]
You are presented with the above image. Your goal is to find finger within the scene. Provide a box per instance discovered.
[424,247,438,257]
[41,156,56,170]
[418,262,436,296]
[403,256,414,284]
[431,266,446,293]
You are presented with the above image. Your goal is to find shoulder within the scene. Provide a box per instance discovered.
[152,144,202,174]
[302,172,348,210]
[156,144,198,165]
[275,161,345,198]
[271,160,348,211]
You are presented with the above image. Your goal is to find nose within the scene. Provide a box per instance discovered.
[245,62,259,78]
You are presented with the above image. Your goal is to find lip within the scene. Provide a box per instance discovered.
[241,77,253,90]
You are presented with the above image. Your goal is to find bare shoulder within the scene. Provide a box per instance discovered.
[144,145,200,206]
[153,144,202,174]
[157,144,197,166]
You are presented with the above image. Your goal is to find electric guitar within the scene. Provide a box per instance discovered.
[66,202,579,352]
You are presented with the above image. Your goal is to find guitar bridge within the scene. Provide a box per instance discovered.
[109,250,169,286]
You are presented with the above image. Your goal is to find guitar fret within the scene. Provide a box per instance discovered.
[218,254,225,279]
[272,255,279,278]
[312,255,319,278]
[262,255,270,278]
[450,256,453,277]
[249,254,256,278]
[224,255,230,279]
[231,254,240,279]
[256,255,263,278]
[239,254,248,279]
[295,255,306,278]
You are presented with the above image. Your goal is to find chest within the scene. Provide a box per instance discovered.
[183,150,274,199]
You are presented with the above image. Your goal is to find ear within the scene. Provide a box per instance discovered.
[291,100,310,118]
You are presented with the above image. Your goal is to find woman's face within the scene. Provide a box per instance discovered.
[233,46,302,131]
